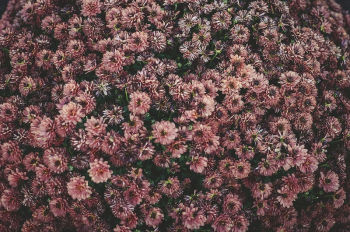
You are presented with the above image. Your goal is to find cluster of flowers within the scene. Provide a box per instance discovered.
[0,0,350,231]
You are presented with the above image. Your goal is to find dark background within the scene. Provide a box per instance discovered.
[0,0,349,20]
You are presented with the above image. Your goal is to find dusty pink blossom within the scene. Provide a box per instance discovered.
[67,176,92,200]
[128,91,151,115]
[88,159,113,183]
[152,120,178,145]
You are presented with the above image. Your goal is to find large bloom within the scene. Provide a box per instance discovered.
[59,102,85,125]
[128,91,151,115]
[88,159,113,183]
[67,176,92,200]
[319,171,340,193]
[152,120,178,145]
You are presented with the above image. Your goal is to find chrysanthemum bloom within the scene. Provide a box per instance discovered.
[67,176,92,200]
[49,197,68,217]
[319,171,340,193]
[87,158,113,183]
[1,189,20,211]
[298,155,318,174]
[212,214,233,232]
[152,120,178,145]
[85,116,107,135]
[43,147,68,174]
[187,156,208,173]
[123,185,142,206]
[1,141,22,163]
[279,71,301,88]
[127,31,149,53]
[182,205,206,230]
[81,0,102,17]
[23,152,40,172]
[203,172,223,189]
[332,188,346,208]
[128,91,151,115]
[35,165,52,182]
[19,76,36,97]
[194,96,215,117]
[232,214,250,232]
[315,214,336,232]
[8,169,28,187]
[119,212,138,229]
[258,158,277,176]
[223,194,242,214]
[251,182,273,200]
[59,102,85,125]
[111,200,134,220]
[159,177,181,198]
[232,159,251,179]
[277,186,297,208]
[145,207,164,228]
[33,205,53,223]
[102,49,125,73]
[253,199,268,216]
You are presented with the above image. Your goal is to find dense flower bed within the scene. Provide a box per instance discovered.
[0,0,350,231]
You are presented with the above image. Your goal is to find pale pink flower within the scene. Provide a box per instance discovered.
[49,197,68,217]
[67,176,92,200]
[182,205,206,230]
[145,207,164,228]
[187,156,208,173]
[128,91,151,115]
[277,186,297,208]
[319,171,340,193]
[152,120,178,145]
[8,169,28,187]
[59,102,85,125]
[88,159,113,183]
[81,0,102,17]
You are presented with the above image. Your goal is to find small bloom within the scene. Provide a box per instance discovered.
[67,176,92,200]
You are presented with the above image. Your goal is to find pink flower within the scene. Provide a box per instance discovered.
[182,205,206,230]
[195,96,215,117]
[67,176,92,200]
[187,156,208,173]
[49,197,68,217]
[145,207,164,228]
[59,102,85,125]
[8,169,28,187]
[212,214,233,232]
[223,194,242,214]
[128,91,151,115]
[81,0,102,17]
[232,159,251,179]
[333,188,346,208]
[319,171,340,193]
[1,189,20,211]
[276,186,297,208]
[152,120,178,145]
[88,159,113,183]
[102,49,125,73]
[127,31,149,53]
[85,116,107,135]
